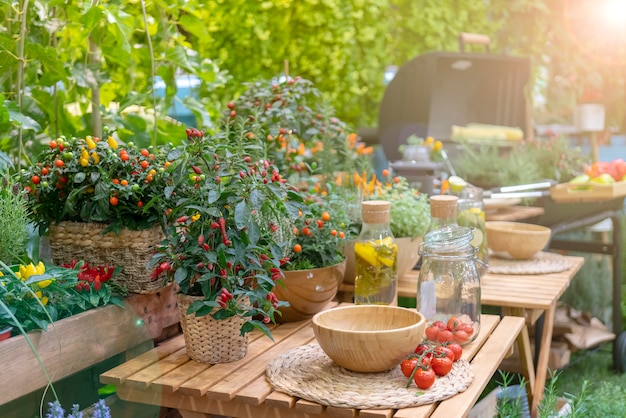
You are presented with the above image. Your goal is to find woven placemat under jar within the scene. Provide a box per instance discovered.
[266,344,473,410]
[488,251,573,275]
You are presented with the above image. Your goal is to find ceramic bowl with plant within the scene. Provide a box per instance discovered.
[274,185,351,321]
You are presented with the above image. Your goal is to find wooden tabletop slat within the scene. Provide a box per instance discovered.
[359,409,394,418]
[178,319,312,397]
[125,347,191,389]
[295,399,325,415]
[205,325,316,400]
[392,403,436,418]
[264,390,297,408]
[100,334,186,385]
[326,406,358,417]
[234,375,274,406]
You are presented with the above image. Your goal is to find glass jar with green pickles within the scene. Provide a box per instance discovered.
[456,187,489,269]
[354,200,398,305]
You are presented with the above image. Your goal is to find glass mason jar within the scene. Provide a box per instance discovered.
[416,225,481,345]
[354,200,398,305]
[456,187,489,269]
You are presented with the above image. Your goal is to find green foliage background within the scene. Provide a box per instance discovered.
[1,0,625,163]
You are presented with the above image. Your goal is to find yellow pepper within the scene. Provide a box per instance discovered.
[40,296,49,306]
[38,279,52,288]
[80,158,89,167]
[35,262,45,275]
[107,135,118,149]
[91,152,100,164]
[81,147,90,160]
[86,136,97,150]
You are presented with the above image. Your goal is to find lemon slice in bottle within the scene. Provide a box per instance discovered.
[448,176,467,194]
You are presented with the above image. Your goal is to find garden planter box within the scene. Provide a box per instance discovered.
[0,303,153,406]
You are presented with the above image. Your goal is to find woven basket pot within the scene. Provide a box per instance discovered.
[177,294,249,364]
[48,221,164,294]
[274,260,346,323]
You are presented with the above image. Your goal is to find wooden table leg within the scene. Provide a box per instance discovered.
[530,302,557,417]
[516,325,536,409]
[501,307,536,411]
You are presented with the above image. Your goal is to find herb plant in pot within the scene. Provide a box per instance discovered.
[275,187,349,322]
[151,125,305,363]
[20,129,174,294]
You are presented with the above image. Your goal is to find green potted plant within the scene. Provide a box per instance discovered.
[150,123,306,363]
[275,183,351,322]
[223,76,370,183]
[19,129,175,293]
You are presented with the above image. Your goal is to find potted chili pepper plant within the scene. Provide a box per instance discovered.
[19,128,176,293]
[150,121,306,363]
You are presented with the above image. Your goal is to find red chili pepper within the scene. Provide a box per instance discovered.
[198,235,205,246]
[192,165,202,174]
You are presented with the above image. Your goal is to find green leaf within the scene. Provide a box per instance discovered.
[73,172,86,183]
[234,200,249,229]
[247,219,260,246]
[249,189,265,208]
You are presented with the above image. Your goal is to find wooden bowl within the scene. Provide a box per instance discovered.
[274,260,346,322]
[485,221,551,260]
[312,305,425,372]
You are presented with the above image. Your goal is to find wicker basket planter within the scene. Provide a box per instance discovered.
[48,221,164,294]
[177,294,249,364]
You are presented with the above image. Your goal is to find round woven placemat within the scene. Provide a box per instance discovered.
[266,344,473,409]
[488,251,573,275]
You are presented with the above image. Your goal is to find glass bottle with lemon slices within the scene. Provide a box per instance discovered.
[456,187,489,270]
[354,200,398,305]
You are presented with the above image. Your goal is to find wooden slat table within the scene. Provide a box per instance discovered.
[101,311,526,418]
[395,255,585,415]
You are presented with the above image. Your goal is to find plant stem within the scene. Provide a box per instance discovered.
[140,0,158,147]
[88,0,102,138]
[16,0,30,169]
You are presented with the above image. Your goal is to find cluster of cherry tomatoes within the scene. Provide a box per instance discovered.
[424,316,474,345]
[401,341,463,390]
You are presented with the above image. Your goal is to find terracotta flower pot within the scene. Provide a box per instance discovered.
[177,294,249,363]
[275,260,346,322]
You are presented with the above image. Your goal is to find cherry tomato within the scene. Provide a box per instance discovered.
[55,159,65,168]
[414,343,430,356]
[31,175,41,185]
[447,316,462,332]
[109,196,119,206]
[431,356,453,376]
[434,346,455,362]
[413,367,436,389]
[437,329,454,343]
[432,320,447,330]
[447,343,463,361]
[401,358,418,378]
[424,325,440,342]
[458,323,474,336]
[41,167,49,175]
[453,330,470,344]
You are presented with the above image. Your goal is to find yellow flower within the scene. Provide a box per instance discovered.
[191,213,201,222]
[35,262,45,275]
[433,140,443,151]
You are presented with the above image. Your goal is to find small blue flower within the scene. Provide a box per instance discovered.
[45,401,65,418]
[92,399,111,418]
